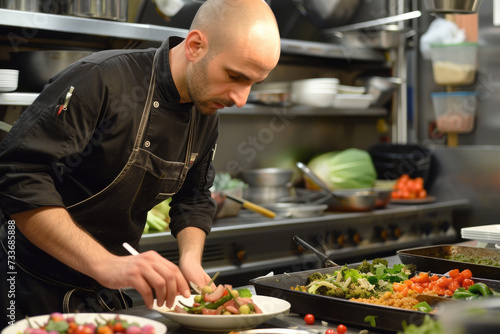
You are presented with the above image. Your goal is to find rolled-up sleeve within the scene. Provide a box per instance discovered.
[168,126,218,238]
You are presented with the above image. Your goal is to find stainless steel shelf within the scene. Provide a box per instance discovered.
[0,93,38,106]
[0,8,187,41]
[221,104,387,116]
[0,93,386,116]
[0,8,386,61]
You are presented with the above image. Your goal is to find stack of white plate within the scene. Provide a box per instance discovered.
[461,224,500,244]
[0,69,19,92]
[291,78,339,108]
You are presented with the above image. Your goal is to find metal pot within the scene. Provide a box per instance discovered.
[244,186,294,204]
[0,0,39,11]
[70,0,128,21]
[12,50,94,92]
[327,25,414,50]
[291,0,360,29]
[425,0,482,14]
[241,168,293,187]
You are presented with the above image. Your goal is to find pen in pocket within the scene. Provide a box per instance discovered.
[56,86,74,116]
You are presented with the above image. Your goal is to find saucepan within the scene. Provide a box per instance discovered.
[296,162,376,212]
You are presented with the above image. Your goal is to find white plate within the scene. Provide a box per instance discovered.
[154,295,290,332]
[462,224,500,234]
[2,313,167,334]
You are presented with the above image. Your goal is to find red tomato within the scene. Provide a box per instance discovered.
[461,269,473,279]
[448,280,461,292]
[417,189,427,199]
[337,324,347,334]
[448,269,460,279]
[113,322,125,333]
[432,285,445,296]
[76,325,94,334]
[325,329,335,334]
[462,278,474,289]
[304,314,315,325]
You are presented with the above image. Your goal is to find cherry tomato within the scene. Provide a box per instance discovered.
[304,314,315,325]
[462,278,475,289]
[113,322,125,333]
[337,324,347,334]
[448,269,460,279]
[325,329,335,334]
[461,269,473,279]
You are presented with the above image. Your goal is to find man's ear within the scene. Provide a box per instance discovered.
[184,30,208,62]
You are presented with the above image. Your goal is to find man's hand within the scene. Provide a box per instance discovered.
[180,261,215,291]
[94,251,190,309]
[13,207,190,309]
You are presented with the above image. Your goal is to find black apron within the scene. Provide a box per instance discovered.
[0,49,196,320]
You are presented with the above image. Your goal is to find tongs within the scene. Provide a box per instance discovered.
[293,235,338,267]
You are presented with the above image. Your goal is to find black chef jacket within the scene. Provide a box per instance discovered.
[0,37,218,238]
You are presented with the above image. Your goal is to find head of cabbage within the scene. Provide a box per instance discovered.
[307,148,377,190]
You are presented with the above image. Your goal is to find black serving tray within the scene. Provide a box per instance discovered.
[397,244,500,280]
[250,265,500,333]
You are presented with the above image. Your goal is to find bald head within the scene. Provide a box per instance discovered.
[190,0,280,58]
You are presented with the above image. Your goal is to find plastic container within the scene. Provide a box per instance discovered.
[431,91,477,133]
[368,143,432,183]
[430,43,478,86]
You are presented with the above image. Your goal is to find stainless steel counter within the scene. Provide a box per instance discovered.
[118,256,404,334]
[139,199,469,288]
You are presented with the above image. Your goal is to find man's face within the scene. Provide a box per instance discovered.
[185,42,279,115]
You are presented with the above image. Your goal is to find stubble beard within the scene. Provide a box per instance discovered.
[186,55,234,115]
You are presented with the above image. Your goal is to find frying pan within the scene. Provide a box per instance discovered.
[296,162,376,212]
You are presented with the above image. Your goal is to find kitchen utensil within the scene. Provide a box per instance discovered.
[244,186,294,204]
[397,244,500,280]
[123,242,204,294]
[12,50,94,92]
[293,235,338,267]
[327,25,414,50]
[425,0,482,14]
[263,203,327,218]
[223,192,277,219]
[291,0,360,29]
[358,76,402,107]
[241,168,294,187]
[415,293,458,306]
[70,0,128,21]
[323,10,422,34]
[296,162,377,212]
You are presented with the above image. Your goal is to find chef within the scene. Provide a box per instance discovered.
[0,0,280,326]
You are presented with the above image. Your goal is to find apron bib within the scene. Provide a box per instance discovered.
[0,49,196,317]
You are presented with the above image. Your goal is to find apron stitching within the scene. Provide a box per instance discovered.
[67,48,159,210]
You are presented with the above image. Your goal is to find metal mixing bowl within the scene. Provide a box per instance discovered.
[241,168,294,187]
[12,50,94,92]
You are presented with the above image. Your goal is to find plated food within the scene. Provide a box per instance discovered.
[1,313,166,334]
[153,295,290,332]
